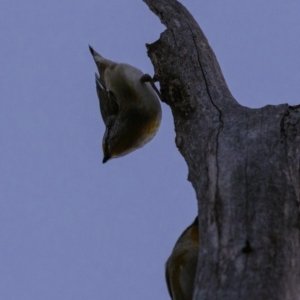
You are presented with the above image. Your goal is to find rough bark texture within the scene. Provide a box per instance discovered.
[143,0,300,299]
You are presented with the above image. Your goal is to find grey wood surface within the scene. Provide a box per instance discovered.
[144,0,300,299]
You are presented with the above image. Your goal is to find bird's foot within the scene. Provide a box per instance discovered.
[140,74,162,100]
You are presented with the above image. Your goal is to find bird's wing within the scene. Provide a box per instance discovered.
[95,73,118,126]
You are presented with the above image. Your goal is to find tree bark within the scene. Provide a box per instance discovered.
[143,0,300,299]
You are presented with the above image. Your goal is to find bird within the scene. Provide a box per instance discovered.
[165,217,199,300]
[89,46,162,163]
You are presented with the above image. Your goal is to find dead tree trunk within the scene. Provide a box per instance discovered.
[143,0,300,299]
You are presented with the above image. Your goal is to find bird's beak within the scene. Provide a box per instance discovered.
[102,154,111,164]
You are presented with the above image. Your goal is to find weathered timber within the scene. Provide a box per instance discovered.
[143,1,300,299]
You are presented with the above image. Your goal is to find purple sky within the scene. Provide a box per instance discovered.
[1,1,299,299]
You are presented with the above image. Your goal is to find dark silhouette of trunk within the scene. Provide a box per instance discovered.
[143,0,300,299]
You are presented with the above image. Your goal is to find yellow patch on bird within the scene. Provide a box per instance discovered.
[170,250,188,299]
[140,118,161,135]
[109,118,161,158]
[190,225,199,245]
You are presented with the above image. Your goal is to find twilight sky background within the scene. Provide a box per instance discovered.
[1,1,299,299]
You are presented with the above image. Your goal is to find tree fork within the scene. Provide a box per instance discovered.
[143,0,300,299]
